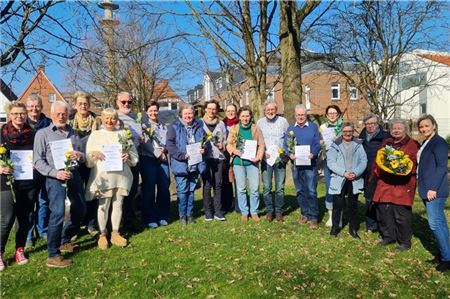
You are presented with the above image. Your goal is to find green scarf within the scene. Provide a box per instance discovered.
[325,117,343,136]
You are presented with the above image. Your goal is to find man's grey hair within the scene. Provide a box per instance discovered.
[179,104,195,117]
[264,100,277,110]
[363,112,378,124]
[25,94,43,108]
[117,91,131,101]
[390,118,409,133]
[50,100,71,113]
[295,104,307,112]
[341,121,355,130]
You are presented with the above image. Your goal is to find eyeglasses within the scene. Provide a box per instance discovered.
[327,112,339,116]
[121,101,132,105]
[10,112,27,117]
[365,122,377,126]
[342,130,353,133]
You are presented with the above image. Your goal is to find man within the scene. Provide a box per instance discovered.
[116,92,141,231]
[33,101,86,267]
[256,101,289,222]
[358,113,390,233]
[285,104,321,229]
[25,94,52,248]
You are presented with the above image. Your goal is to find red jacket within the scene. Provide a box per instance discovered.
[372,136,419,206]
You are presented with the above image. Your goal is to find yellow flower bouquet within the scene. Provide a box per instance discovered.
[375,145,413,176]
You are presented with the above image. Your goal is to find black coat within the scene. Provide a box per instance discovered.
[359,126,390,198]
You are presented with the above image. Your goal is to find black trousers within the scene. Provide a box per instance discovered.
[221,155,238,213]
[202,159,224,216]
[121,164,139,228]
[332,180,359,231]
[1,187,36,252]
[376,203,412,247]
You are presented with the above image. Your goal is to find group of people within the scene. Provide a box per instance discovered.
[0,93,448,273]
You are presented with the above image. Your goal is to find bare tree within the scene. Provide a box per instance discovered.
[316,1,447,120]
[279,0,322,122]
[1,1,89,80]
[185,0,278,119]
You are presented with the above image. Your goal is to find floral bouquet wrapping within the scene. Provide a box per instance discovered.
[119,129,134,153]
[375,145,413,176]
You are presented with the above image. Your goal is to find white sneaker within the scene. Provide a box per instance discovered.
[0,253,5,271]
[159,220,168,226]
[147,222,158,229]
[325,210,332,227]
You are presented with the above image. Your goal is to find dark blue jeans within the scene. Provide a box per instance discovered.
[140,156,171,224]
[27,182,49,242]
[175,172,199,217]
[46,172,86,257]
[261,161,286,214]
[293,166,319,222]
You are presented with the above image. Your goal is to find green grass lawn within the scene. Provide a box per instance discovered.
[1,183,449,298]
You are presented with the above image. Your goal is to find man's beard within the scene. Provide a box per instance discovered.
[120,108,131,114]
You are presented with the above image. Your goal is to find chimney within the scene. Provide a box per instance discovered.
[37,64,45,72]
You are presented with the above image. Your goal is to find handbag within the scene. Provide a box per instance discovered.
[228,156,235,183]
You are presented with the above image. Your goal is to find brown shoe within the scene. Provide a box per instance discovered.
[251,214,260,222]
[309,221,320,230]
[59,242,79,253]
[46,256,72,268]
[297,216,310,225]
[98,234,108,250]
[241,215,248,222]
[110,232,127,247]
[275,213,284,222]
[265,213,273,222]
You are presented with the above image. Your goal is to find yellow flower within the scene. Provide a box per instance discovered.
[207,131,212,136]
[289,130,294,136]
[65,151,72,158]
[393,150,403,157]
[390,160,399,169]
[400,159,408,166]
[277,148,284,155]
[146,128,152,133]
[404,154,409,160]
[0,146,6,155]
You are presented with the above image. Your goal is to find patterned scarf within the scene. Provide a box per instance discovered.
[325,117,343,136]
[1,121,34,146]
[71,112,98,137]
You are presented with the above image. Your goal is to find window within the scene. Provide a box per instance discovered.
[331,83,340,100]
[304,85,311,110]
[159,102,169,111]
[266,88,275,101]
[215,78,223,89]
[349,86,358,100]
[420,103,427,114]
[48,93,56,103]
[170,102,178,110]
[400,72,426,90]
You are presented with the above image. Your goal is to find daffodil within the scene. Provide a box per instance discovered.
[289,130,294,136]
[390,160,399,169]
[65,151,72,159]
[277,148,284,155]
[0,146,7,155]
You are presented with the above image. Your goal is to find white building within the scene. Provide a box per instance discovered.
[395,50,450,137]
[0,79,18,123]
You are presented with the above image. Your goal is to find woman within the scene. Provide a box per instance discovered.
[0,102,37,270]
[70,91,102,237]
[25,94,52,248]
[85,108,138,250]
[227,106,265,222]
[222,103,239,213]
[373,119,419,252]
[202,100,227,221]
[327,122,367,238]
[166,105,206,225]
[140,101,170,229]
[417,115,449,272]
[319,105,343,227]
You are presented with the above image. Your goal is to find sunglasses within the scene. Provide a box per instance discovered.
[121,101,132,105]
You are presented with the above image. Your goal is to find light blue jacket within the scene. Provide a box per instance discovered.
[326,137,367,195]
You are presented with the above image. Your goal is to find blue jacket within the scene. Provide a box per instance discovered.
[327,137,367,195]
[418,134,449,199]
[166,118,206,176]
[284,121,321,168]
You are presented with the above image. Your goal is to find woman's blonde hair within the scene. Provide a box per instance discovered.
[101,107,118,119]
[5,101,26,115]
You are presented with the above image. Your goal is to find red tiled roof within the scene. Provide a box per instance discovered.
[418,54,450,67]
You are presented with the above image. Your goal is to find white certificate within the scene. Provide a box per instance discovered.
[295,145,311,166]
[322,127,336,150]
[266,144,280,167]
[10,150,33,180]
[186,142,202,166]
[103,144,123,172]
[49,139,73,170]
[241,140,257,161]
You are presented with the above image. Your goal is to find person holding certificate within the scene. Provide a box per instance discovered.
[0,102,37,270]
[326,122,367,239]
[85,108,138,250]
[139,101,170,229]
[166,105,206,225]
[33,101,87,268]
[256,101,289,222]
[285,104,321,230]
[201,100,227,221]
[319,105,343,227]
[226,106,265,222]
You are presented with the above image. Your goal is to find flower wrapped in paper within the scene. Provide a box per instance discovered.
[375,145,413,176]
